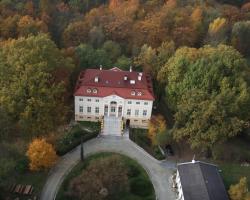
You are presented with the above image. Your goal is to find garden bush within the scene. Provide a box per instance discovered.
[55,124,98,156]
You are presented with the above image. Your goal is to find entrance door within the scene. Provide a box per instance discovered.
[110,101,117,116]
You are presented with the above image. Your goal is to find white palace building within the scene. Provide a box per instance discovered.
[74,67,154,134]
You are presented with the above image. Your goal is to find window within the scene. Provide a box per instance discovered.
[128,101,132,104]
[144,102,149,105]
[79,98,83,101]
[136,102,140,105]
[87,99,91,102]
[135,110,139,116]
[127,109,131,116]
[95,107,99,114]
[131,91,135,96]
[87,107,91,113]
[96,99,99,102]
[93,88,98,94]
[137,92,142,96]
[79,106,83,113]
[87,89,91,93]
[143,110,147,116]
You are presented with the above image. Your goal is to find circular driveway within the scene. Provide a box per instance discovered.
[40,137,176,200]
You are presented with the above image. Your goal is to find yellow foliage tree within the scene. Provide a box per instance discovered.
[208,17,227,35]
[148,115,166,146]
[26,138,58,171]
[229,177,250,200]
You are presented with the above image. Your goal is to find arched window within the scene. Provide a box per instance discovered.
[93,88,98,94]
[87,88,91,93]
[131,91,136,96]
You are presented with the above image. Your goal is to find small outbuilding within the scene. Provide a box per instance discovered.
[175,160,229,200]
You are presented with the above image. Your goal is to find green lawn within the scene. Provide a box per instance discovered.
[219,163,250,189]
[56,152,155,200]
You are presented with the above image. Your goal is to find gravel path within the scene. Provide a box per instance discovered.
[40,136,176,200]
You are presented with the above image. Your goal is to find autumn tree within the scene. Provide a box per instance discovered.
[0,15,20,39]
[206,17,229,45]
[17,15,48,37]
[229,177,250,200]
[158,45,250,149]
[26,138,58,171]
[67,155,129,200]
[0,34,73,135]
[62,21,89,47]
[148,115,167,146]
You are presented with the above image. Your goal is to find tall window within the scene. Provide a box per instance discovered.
[87,107,91,113]
[127,109,131,116]
[96,99,99,102]
[95,107,99,114]
[128,101,132,104]
[143,110,147,116]
[135,110,139,116]
[79,106,83,113]
[136,102,140,105]
[87,99,91,102]
[79,98,83,101]
[144,102,148,105]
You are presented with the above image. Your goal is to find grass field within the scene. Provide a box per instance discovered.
[219,163,250,189]
[56,152,155,200]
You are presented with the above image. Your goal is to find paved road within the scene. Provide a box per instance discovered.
[40,136,176,200]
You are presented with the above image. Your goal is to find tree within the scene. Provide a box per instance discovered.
[134,44,157,75]
[89,26,105,48]
[0,34,73,135]
[17,15,48,37]
[68,155,129,200]
[26,138,58,171]
[229,177,250,200]
[63,21,89,47]
[115,55,131,70]
[232,21,250,56]
[158,45,250,149]
[206,17,229,45]
[102,40,121,62]
[148,115,167,146]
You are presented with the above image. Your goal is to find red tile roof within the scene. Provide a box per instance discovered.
[74,67,155,100]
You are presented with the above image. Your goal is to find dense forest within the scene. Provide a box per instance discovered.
[0,0,250,197]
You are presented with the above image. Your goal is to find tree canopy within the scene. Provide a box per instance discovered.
[158,45,250,149]
[0,34,73,135]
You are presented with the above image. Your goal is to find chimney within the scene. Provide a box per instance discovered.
[130,80,135,84]
[192,155,196,163]
[94,76,99,83]
[100,65,103,70]
[129,66,132,72]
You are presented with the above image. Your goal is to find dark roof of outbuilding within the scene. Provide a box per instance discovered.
[177,161,229,200]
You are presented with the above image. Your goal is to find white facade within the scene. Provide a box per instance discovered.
[75,95,153,128]
[175,170,184,200]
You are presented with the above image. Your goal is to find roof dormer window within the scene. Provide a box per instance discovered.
[138,92,142,96]
[131,90,136,96]
[93,88,98,94]
[87,88,91,93]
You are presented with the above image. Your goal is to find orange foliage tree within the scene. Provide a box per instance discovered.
[26,138,58,171]
[148,115,167,146]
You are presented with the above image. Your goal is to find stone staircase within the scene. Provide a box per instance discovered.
[101,116,129,138]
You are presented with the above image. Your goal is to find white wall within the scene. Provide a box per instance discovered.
[75,95,153,121]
